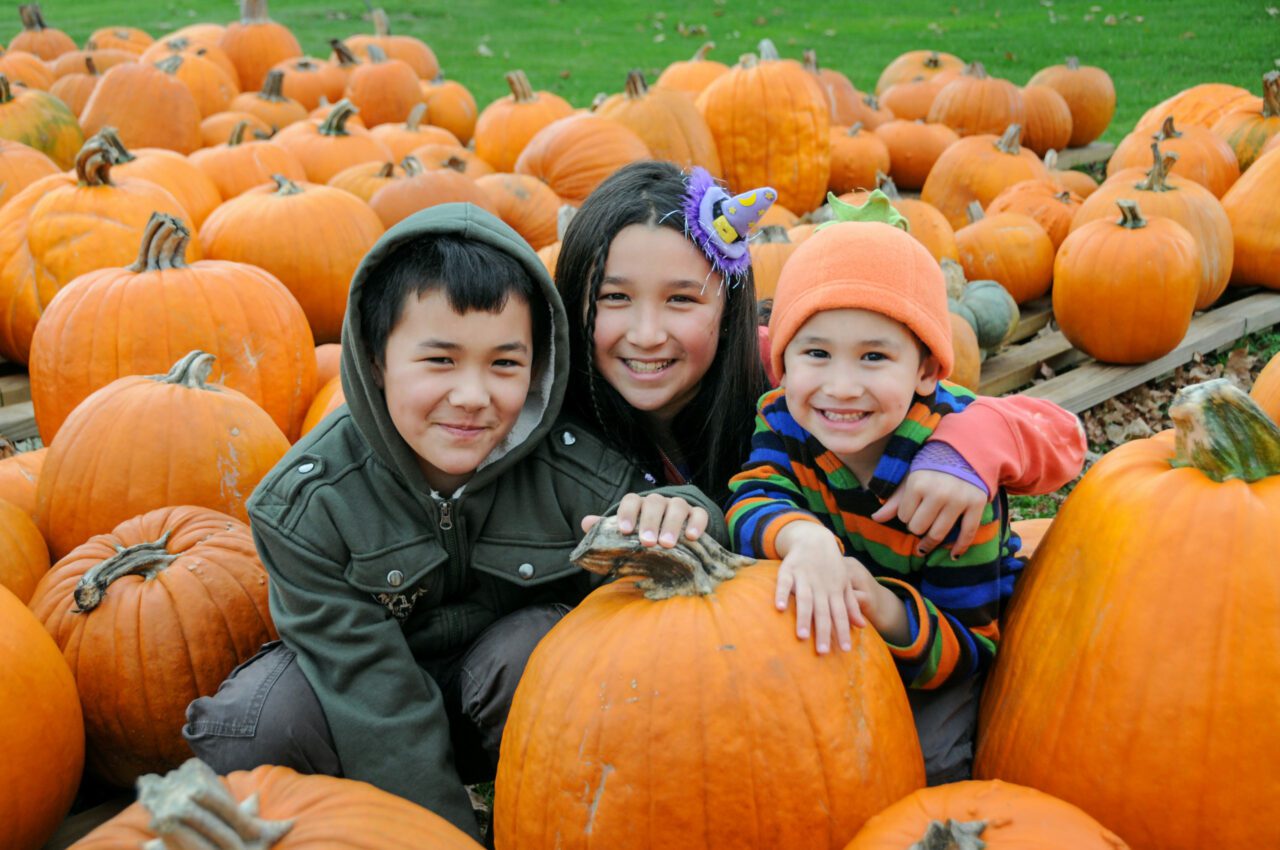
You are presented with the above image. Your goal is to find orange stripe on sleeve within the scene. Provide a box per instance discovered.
[878,578,932,658]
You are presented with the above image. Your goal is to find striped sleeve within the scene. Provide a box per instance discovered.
[876,497,1022,690]
[726,397,830,560]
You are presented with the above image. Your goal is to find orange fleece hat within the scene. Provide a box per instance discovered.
[767,221,953,380]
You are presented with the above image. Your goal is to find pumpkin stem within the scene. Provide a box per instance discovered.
[623,69,648,99]
[909,819,987,850]
[964,61,989,80]
[755,225,792,244]
[0,74,12,105]
[875,171,902,199]
[270,173,304,195]
[1066,56,1081,70]
[376,160,396,178]
[924,51,942,69]
[570,515,756,600]
[94,126,136,164]
[85,55,98,75]
[757,39,781,62]
[994,124,1022,155]
[556,204,577,241]
[801,49,818,73]
[17,3,48,32]
[505,69,536,103]
[329,38,360,68]
[318,98,359,136]
[1136,143,1178,192]
[127,213,191,274]
[164,36,190,51]
[238,0,273,24]
[155,350,219,391]
[1169,379,1280,482]
[1114,198,1147,229]
[404,101,426,130]
[738,52,760,70]
[941,258,968,299]
[136,759,295,850]
[72,531,179,613]
[1262,70,1280,119]
[227,120,252,147]
[1043,148,1059,170]
[257,69,287,101]
[371,7,391,37]
[400,155,424,176]
[965,200,985,224]
[365,43,388,64]
[1155,115,1182,141]
[691,41,715,62]
[588,91,608,112]
[74,136,117,187]
[863,93,882,110]
[1054,190,1073,204]
[847,121,864,137]
[441,155,467,174]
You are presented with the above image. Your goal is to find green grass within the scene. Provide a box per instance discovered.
[31,0,1280,143]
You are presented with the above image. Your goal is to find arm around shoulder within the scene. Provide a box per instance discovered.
[929,395,1087,496]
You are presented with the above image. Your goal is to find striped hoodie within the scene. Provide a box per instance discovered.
[726,383,1023,691]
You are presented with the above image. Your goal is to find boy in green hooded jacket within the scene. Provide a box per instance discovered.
[184,204,722,840]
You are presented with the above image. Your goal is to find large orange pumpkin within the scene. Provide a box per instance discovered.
[1134,82,1255,135]
[368,155,496,228]
[218,0,301,91]
[0,496,48,602]
[155,50,238,118]
[0,136,58,207]
[474,70,573,173]
[748,226,798,300]
[873,119,958,191]
[0,72,83,167]
[29,506,276,787]
[0,583,83,850]
[9,3,75,60]
[874,49,965,95]
[1027,56,1115,147]
[0,135,197,364]
[301,373,346,437]
[189,118,306,199]
[1052,199,1200,364]
[597,69,722,176]
[200,175,385,343]
[47,55,101,116]
[947,312,982,392]
[229,66,307,131]
[0,448,44,519]
[697,39,831,214]
[342,42,421,128]
[927,62,1025,138]
[1221,145,1280,290]
[0,47,53,89]
[80,59,203,154]
[30,213,317,442]
[140,34,239,85]
[921,124,1049,229]
[1209,70,1280,171]
[828,122,891,194]
[1076,147,1233,310]
[95,127,220,227]
[272,98,393,184]
[986,178,1082,250]
[419,75,478,146]
[846,780,1129,849]
[495,523,924,849]
[1108,115,1240,198]
[475,171,562,251]
[34,351,291,559]
[86,25,153,55]
[975,379,1280,850]
[370,101,459,160]
[71,759,484,849]
[955,203,1055,305]
[655,41,729,98]
[1018,84,1073,157]
[272,55,345,111]
[343,8,440,81]
[514,112,651,206]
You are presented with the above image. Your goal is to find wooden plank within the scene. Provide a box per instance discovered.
[1053,142,1115,170]
[0,401,37,441]
[0,372,30,406]
[1008,296,1053,343]
[979,330,1089,396]
[1023,292,1280,413]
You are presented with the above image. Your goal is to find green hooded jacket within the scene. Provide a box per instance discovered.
[246,204,726,835]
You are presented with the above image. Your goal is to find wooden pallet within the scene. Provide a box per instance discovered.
[979,290,1280,413]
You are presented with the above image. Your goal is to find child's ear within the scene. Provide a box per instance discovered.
[371,359,385,390]
[915,354,942,395]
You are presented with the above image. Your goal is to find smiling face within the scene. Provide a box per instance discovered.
[782,308,940,485]
[591,224,726,427]
[380,287,534,495]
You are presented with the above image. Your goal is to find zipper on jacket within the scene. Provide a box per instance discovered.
[439,499,454,531]
[436,497,466,599]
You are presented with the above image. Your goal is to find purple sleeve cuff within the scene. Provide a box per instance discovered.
[910,441,990,498]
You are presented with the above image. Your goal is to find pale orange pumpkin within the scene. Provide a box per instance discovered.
[153,51,237,118]
[199,108,271,146]
[368,155,496,228]
[0,46,53,89]
[474,70,574,173]
[476,172,563,250]
[140,35,239,86]
[1221,145,1280,290]
[327,158,405,202]
[879,73,956,122]
[47,55,101,117]
[0,496,48,603]
[341,8,439,81]
[0,135,58,207]
[1108,115,1241,198]
[828,122,891,194]
[189,119,306,199]
[86,25,153,55]
[1134,82,1255,135]
[271,54,345,110]
[301,373,346,437]
[9,3,75,60]
[0,447,44,519]
[987,178,1082,250]
[515,113,651,206]
[873,119,959,191]
[875,49,965,95]
[1210,71,1280,171]
[1027,56,1115,147]
[596,69,722,176]
[341,40,420,128]
[229,66,307,131]
[956,202,1055,305]
[927,62,1025,138]
[921,124,1050,229]
[0,72,83,167]
[218,0,301,91]
[655,41,730,98]
[1018,84,1073,157]
[748,226,798,300]
[34,351,291,559]
[420,75,478,146]
[80,59,203,153]
[271,98,393,184]
[370,101,460,160]
[95,127,221,227]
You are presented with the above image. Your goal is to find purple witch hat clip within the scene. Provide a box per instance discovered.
[682,166,777,282]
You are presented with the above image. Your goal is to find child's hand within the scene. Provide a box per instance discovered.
[774,523,865,654]
[580,493,708,548]
[842,556,910,646]
[871,469,987,557]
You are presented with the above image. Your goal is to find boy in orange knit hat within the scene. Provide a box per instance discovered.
[726,195,1085,783]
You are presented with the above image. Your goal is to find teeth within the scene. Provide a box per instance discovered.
[822,410,868,422]
[626,359,673,373]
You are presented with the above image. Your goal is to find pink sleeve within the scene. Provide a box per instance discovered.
[928,395,1087,496]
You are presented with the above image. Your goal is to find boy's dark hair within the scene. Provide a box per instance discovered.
[556,160,771,503]
[360,235,549,373]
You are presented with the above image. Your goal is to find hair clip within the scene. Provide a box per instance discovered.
[681,167,777,281]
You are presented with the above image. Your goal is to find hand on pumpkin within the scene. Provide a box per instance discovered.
[773,521,864,654]
[872,469,987,557]
[842,557,911,646]
[580,492,709,548]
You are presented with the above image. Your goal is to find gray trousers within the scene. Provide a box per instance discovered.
[909,672,984,785]
[183,603,568,785]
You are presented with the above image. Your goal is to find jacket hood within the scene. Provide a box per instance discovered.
[340,203,568,496]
